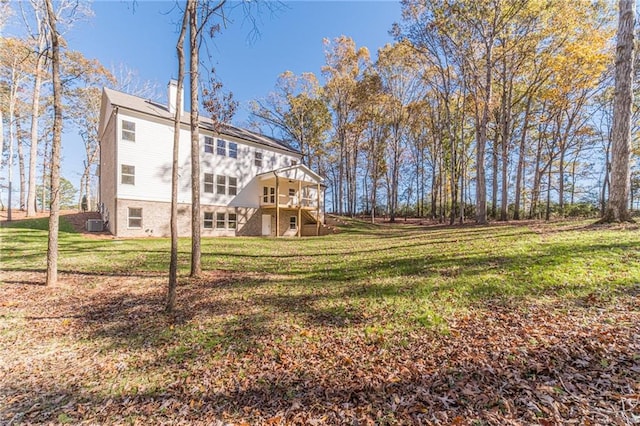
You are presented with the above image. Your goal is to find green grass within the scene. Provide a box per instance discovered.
[2,216,639,423]
[2,216,639,327]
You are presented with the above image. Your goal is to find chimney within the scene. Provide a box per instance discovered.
[168,80,183,115]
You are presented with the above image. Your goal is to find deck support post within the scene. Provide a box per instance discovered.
[316,183,321,236]
[297,180,302,237]
[275,174,280,237]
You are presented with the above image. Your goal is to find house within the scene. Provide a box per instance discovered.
[97,81,326,237]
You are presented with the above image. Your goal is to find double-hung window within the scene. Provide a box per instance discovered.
[216,175,226,194]
[255,152,263,167]
[289,216,297,230]
[214,212,237,229]
[128,208,142,228]
[204,173,214,193]
[228,213,237,229]
[263,186,275,204]
[228,177,237,196]
[229,142,238,159]
[204,212,214,229]
[121,165,135,185]
[122,120,135,141]
[204,136,214,153]
[216,139,226,156]
[216,212,226,229]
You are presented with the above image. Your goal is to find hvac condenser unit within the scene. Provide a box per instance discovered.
[86,219,104,232]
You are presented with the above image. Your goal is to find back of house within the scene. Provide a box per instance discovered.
[97,81,326,238]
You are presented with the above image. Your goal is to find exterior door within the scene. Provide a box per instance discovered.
[261,214,272,236]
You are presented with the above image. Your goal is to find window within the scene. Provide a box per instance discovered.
[288,188,296,197]
[229,142,238,159]
[228,177,237,196]
[212,212,237,229]
[204,173,214,193]
[216,175,226,194]
[291,160,298,166]
[263,186,275,204]
[255,152,263,167]
[204,212,214,229]
[289,216,297,230]
[121,165,135,185]
[204,136,214,153]
[128,208,142,228]
[122,120,135,141]
[216,139,226,156]
[216,212,226,229]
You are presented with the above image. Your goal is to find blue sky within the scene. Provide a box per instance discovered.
[4,0,403,194]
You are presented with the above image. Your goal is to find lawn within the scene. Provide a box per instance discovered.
[1,216,639,425]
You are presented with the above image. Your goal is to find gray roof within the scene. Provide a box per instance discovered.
[103,87,300,155]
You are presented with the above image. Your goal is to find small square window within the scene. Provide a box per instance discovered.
[289,188,296,197]
[229,142,238,159]
[216,212,226,229]
[291,160,298,166]
[289,216,297,230]
[204,212,213,229]
[204,173,214,193]
[128,207,142,228]
[121,165,135,185]
[228,213,237,229]
[204,136,214,153]
[216,139,226,156]
[228,177,237,196]
[255,152,263,167]
[216,175,226,194]
[122,120,135,142]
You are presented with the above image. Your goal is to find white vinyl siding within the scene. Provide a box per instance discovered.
[114,112,302,208]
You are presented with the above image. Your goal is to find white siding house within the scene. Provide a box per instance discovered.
[98,82,326,237]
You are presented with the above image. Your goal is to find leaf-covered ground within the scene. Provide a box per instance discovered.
[1,216,639,425]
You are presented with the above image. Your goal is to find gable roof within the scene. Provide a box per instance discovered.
[102,87,300,155]
[257,163,324,185]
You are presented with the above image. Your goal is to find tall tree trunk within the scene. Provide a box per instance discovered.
[166,4,188,313]
[27,34,46,217]
[475,46,493,225]
[499,77,513,221]
[189,0,202,277]
[491,135,499,219]
[16,116,26,210]
[514,96,532,220]
[603,0,635,222]
[45,0,62,286]
[530,132,544,219]
[545,161,552,221]
[558,149,565,217]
